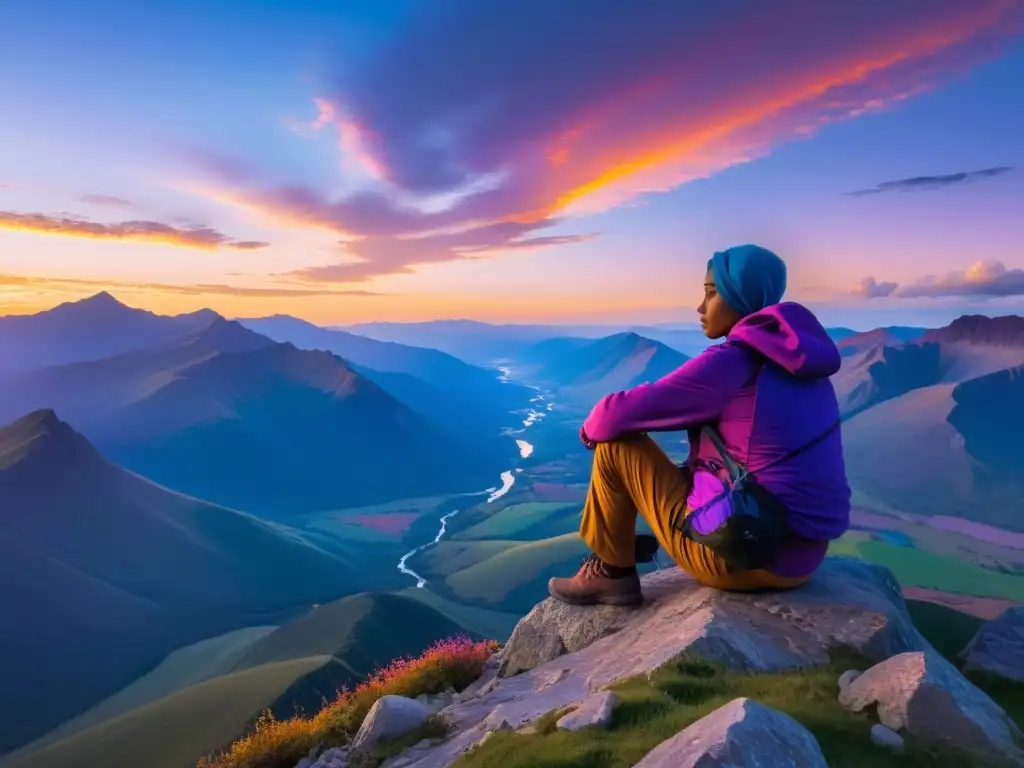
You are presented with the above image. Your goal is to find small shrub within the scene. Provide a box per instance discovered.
[198,635,498,768]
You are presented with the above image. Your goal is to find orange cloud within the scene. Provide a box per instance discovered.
[189,0,1023,284]
[0,272,380,297]
[0,211,270,251]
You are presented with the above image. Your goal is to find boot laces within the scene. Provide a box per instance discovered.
[578,552,604,578]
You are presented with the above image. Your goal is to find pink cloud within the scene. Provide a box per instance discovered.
[0,210,270,251]
[190,0,1024,283]
[898,261,1024,299]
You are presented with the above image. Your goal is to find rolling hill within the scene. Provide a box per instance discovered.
[238,314,534,439]
[836,315,1024,530]
[0,319,497,514]
[516,332,688,406]
[0,409,363,753]
[4,593,475,768]
[0,291,218,377]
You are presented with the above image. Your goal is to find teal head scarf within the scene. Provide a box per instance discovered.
[707,244,787,317]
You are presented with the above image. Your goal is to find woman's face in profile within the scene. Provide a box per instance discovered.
[697,269,742,339]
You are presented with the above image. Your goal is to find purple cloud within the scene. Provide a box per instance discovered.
[192,0,1024,283]
[854,276,899,298]
[847,166,1014,196]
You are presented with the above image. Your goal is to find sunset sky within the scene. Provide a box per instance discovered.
[2,0,1023,327]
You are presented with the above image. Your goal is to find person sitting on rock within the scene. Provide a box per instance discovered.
[549,244,851,607]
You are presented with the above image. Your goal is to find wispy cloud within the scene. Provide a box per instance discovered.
[847,166,1014,196]
[0,211,270,251]
[289,224,596,283]
[79,193,136,209]
[187,1,1023,285]
[858,261,1024,300]
[0,273,381,297]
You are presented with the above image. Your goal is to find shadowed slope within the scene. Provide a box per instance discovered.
[0,410,359,752]
[5,594,476,768]
[239,314,533,439]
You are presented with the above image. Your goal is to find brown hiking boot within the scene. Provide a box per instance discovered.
[548,553,643,607]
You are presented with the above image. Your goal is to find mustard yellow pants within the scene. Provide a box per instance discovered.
[579,435,810,591]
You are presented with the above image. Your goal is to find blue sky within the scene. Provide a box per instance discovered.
[1,0,1023,327]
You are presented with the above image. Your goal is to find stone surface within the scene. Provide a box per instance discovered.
[837,669,862,692]
[556,691,620,731]
[351,695,432,753]
[959,605,1024,683]
[839,650,1024,765]
[386,558,929,768]
[498,558,925,678]
[630,697,828,767]
[870,724,905,754]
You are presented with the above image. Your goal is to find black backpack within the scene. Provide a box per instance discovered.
[679,417,840,571]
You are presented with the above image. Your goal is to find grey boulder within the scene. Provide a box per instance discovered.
[630,697,828,767]
[351,695,432,753]
[839,650,1024,766]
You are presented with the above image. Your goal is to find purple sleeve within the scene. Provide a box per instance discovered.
[582,342,756,441]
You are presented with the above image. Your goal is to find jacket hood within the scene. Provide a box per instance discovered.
[727,302,841,378]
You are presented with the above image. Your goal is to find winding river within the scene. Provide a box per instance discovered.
[396,366,550,588]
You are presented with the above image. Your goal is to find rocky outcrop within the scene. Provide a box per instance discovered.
[630,697,828,767]
[960,605,1024,683]
[497,556,923,678]
[378,558,929,768]
[344,557,1021,768]
[839,651,1024,765]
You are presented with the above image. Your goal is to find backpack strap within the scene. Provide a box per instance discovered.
[702,417,841,485]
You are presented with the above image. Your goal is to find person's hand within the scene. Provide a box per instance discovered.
[579,425,596,450]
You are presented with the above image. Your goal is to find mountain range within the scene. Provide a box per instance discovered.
[239,314,534,440]
[0,299,512,514]
[0,292,218,377]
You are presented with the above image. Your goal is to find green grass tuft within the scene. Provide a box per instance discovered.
[453,651,1009,768]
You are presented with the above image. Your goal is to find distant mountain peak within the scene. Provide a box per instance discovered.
[0,409,98,470]
[189,317,272,352]
[77,291,129,310]
[927,314,1024,348]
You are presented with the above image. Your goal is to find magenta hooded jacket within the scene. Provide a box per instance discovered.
[582,302,851,578]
